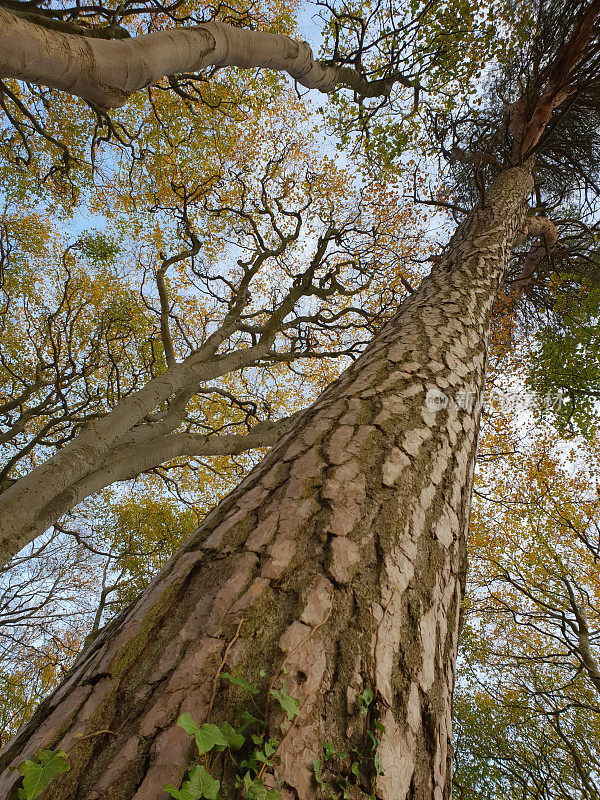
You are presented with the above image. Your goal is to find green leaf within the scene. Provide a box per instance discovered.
[219,722,245,751]
[194,724,228,756]
[269,681,300,721]
[357,688,374,715]
[77,231,120,264]
[177,715,227,755]
[323,742,335,762]
[177,713,201,737]
[255,751,273,766]
[242,773,281,800]
[221,672,259,694]
[237,711,261,733]
[350,762,360,780]
[374,751,383,775]
[17,749,70,800]
[240,751,262,774]
[312,759,327,791]
[165,765,220,800]
[191,766,220,800]
[264,740,277,757]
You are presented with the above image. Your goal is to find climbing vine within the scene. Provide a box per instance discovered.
[166,671,386,800]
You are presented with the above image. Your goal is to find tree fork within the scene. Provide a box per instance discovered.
[0,165,533,800]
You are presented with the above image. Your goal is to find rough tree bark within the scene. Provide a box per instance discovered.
[0,164,533,800]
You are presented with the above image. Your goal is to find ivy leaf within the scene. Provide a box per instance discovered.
[357,688,373,715]
[237,711,261,733]
[367,730,378,752]
[264,739,278,757]
[177,715,227,755]
[255,751,273,766]
[322,742,335,762]
[219,721,245,751]
[17,749,70,800]
[239,751,262,774]
[312,759,327,791]
[165,765,220,800]
[242,773,281,800]
[177,713,201,737]
[220,672,259,694]
[374,751,384,775]
[194,724,228,756]
[269,681,300,721]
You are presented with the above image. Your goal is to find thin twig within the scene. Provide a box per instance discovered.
[207,617,244,720]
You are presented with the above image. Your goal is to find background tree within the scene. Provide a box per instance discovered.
[0,82,432,563]
[454,384,600,800]
[0,0,434,735]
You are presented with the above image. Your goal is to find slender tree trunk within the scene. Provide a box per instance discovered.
[0,165,533,800]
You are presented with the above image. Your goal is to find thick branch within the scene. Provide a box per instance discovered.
[513,215,558,287]
[0,9,396,109]
[0,295,300,564]
[156,265,177,368]
[520,0,600,156]
[564,577,600,696]
[23,416,297,544]
[3,4,131,39]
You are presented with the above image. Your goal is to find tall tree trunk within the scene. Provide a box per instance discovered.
[0,165,533,800]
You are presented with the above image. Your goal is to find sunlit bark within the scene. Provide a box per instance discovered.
[0,9,394,109]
